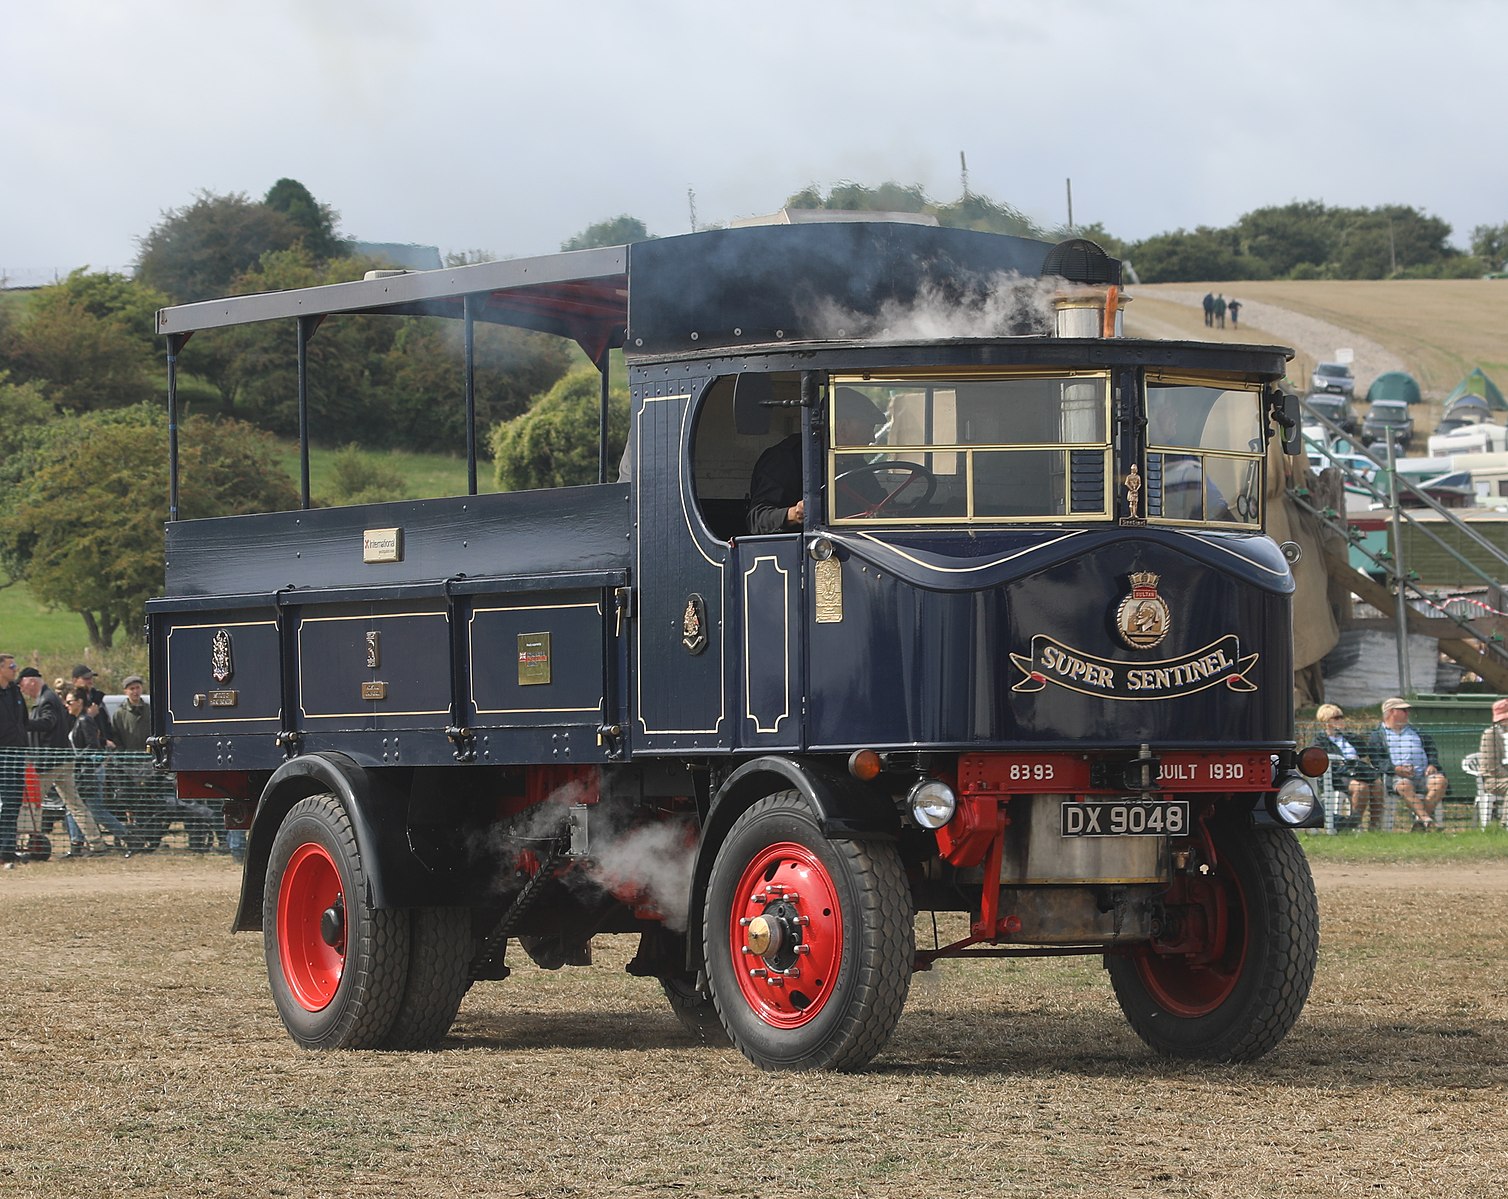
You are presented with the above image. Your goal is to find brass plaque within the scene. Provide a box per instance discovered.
[814,557,843,623]
[362,527,404,563]
[207,690,239,708]
[365,630,381,668]
[518,632,552,686]
[361,681,388,701]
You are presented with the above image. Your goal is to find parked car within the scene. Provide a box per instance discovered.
[1361,399,1414,450]
[1303,392,1357,435]
[1311,362,1356,398]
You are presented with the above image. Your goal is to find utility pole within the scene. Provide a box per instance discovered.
[688,187,698,234]
[960,151,969,199]
[1066,178,1074,233]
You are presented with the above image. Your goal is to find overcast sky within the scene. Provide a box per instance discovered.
[4,0,1500,284]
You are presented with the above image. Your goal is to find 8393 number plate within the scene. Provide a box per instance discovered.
[1061,799,1190,837]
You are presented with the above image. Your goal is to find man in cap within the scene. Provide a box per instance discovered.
[70,665,116,747]
[1365,697,1449,830]
[746,386,887,534]
[1476,698,1508,827]
[0,654,26,865]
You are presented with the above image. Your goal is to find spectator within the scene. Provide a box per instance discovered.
[1227,298,1242,330]
[60,688,139,856]
[1311,704,1381,828]
[70,665,116,747]
[1477,698,1508,827]
[0,653,27,867]
[18,667,109,856]
[110,673,159,838]
[1202,292,1215,327]
[1214,293,1227,329]
[1365,697,1449,830]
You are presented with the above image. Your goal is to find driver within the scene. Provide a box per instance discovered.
[746,388,886,533]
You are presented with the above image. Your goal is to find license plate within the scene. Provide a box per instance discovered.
[1061,799,1190,837]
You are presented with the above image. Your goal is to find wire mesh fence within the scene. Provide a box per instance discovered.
[1298,721,1508,833]
[0,746,240,863]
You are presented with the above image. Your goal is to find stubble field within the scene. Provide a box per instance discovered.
[1,854,1505,1198]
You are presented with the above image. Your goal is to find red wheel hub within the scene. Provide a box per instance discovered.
[1134,868,1247,1017]
[729,842,843,1028]
[277,842,345,1012]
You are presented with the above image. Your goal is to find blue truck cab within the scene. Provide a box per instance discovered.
[150,222,1322,1070]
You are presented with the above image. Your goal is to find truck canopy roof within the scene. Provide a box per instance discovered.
[156,223,1119,362]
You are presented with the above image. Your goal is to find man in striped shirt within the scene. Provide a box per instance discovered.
[1365,697,1449,830]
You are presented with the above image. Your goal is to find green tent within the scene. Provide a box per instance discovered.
[1366,370,1422,405]
[1443,367,1506,412]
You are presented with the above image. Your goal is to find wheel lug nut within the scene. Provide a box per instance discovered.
[749,968,767,978]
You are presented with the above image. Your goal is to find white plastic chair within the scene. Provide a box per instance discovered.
[1459,752,1500,828]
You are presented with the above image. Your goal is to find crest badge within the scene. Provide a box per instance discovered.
[682,594,708,655]
[211,628,234,683]
[1116,572,1171,649]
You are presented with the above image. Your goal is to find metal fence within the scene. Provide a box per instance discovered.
[0,746,240,862]
[1298,721,1508,833]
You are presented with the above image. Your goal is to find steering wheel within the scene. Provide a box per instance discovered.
[834,460,937,517]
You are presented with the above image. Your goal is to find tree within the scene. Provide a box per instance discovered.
[135,190,301,302]
[562,216,652,251]
[1470,223,1508,269]
[1233,202,1337,277]
[0,371,54,462]
[489,365,628,492]
[4,291,159,413]
[264,177,350,261]
[1129,226,1268,283]
[0,405,298,647]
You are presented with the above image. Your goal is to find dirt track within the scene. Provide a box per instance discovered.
[1,854,1505,1198]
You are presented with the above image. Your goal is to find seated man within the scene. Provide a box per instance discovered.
[1311,703,1381,828]
[1365,697,1449,830]
[746,388,886,533]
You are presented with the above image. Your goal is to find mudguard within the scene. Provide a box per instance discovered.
[231,753,416,932]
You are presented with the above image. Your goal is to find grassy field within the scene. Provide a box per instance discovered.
[1,849,1504,1198]
[268,442,485,502]
[1129,278,1508,401]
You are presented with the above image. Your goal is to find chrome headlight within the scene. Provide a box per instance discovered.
[908,779,957,829]
[1271,775,1318,825]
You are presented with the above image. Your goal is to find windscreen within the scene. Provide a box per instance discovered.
[1144,379,1266,526]
[828,373,1112,524]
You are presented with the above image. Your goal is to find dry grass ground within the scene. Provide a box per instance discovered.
[2,854,1506,1198]
[1126,279,1508,409]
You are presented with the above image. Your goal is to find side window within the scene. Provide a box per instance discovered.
[689,373,802,540]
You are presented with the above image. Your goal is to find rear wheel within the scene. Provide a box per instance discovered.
[703,791,913,1071]
[659,971,728,1043]
[1106,817,1318,1062]
[263,793,410,1049]
[382,907,473,1050]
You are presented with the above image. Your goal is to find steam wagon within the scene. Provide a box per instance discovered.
[149,222,1324,1070]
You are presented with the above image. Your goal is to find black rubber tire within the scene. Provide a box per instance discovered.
[263,793,411,1050]
[659,972,729,1044]
[1106,820,1318,1063]
[381,907,474,1050]
[703,790,913,1072]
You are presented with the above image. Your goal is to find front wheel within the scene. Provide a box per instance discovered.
[1106,817,1318,1062]
[704,791,913,1071]
[263,793,411,1049]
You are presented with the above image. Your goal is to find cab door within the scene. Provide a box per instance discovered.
[630,379,731,752]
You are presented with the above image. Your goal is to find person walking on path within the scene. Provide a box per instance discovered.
[1202,292,1215,327]
[1227,298,1242,330]
[1214,294,1227,330]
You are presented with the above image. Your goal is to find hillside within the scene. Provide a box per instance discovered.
[1126,280,1508,414]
